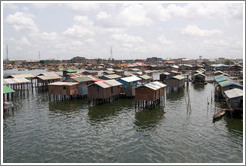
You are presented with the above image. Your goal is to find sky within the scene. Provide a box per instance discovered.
[2,1,244,60]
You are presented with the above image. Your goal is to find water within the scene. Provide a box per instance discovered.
[3,70,243,163]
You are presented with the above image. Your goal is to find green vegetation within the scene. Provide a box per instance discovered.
[224,59,235,65]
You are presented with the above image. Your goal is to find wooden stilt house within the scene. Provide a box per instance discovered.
[166,75,185,92]
[88,80,122,105]
[135,81,167,109]
[118,75,142,97]
[48,82,79,101]
[3,85,15,111]
[36,72,62,91]
[224,88,243,112]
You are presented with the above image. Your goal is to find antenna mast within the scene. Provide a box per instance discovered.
[6,45,9,61]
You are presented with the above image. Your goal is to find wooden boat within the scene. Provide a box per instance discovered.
[213,109,226,121]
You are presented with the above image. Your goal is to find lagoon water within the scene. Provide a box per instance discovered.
[3,70,243,163]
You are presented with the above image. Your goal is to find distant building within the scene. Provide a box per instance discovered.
[70,56,86,63]
[146,57,162,64]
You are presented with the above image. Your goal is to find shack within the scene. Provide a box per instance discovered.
[115,69,124,76]
[63,75,96,97]
[3,85,15,111]
[82,71,98,76]
[224,88,243,112]
[192,73,206,83]
[63,69,77,77]
[88,80,122,105]
[36,72,62,91]
[160,72,171,83]
[65,73,84,78]
[118,75,142,97]
[166,75,185,92]
[3,78,31,93]
[135,81,167,109]
[48,82,79,101]
[6,73,37,89]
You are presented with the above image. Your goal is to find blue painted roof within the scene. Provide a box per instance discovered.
[211,64,229,67]
[214,76,229,83]
[219,79,243,88]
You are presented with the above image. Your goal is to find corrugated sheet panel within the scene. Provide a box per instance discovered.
[219,79,242,88]
[152,81,167,88]
[86,75,98,81]
[49,82,78,86]
[104,74,121,79]
[67,73,83,77]
[214,76,228,83]
[172,75,185,80]
[105,80,122,86]
[120,75,141,83]
[140,75,151,80]
[10,73,36,78]
[3,85,15,94]
[224,88,243,99]
[144,83,159,90]
[39,72,61,77]
[3,78,30,84]
[95,81,111,88]
[37,75,62,80]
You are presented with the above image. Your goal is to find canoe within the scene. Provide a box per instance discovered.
[213,109,226,120]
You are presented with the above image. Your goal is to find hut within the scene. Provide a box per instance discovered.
[143,70,154,76]
[135,81,167,109]
[215,78,243,99]
[118,75,142,97]
[102,71,115,75]
[100,74,121,80]
[88,80,122,105]
[3,78,31,93]
[63,75,97,97]
[192,73,206,83]
[36,72,62,91]
[170,70,181,77]
[166,75,185,92]
[114,69,124,76]
[224,88,243,112]
[48,82,79,101]
[160,72,171,83]
[6,73,37,89]
[3,85,15,111]
[63,69,77,77]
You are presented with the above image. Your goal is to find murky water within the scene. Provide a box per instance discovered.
[3,70,243,163]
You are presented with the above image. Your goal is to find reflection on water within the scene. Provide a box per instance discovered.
[134,106,165,131]
[166,88,184,101]
[192,83,205,91]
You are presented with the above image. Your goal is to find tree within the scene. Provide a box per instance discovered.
[224,59,235,65]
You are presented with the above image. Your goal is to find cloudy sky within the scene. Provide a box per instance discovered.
[2,2,244,60]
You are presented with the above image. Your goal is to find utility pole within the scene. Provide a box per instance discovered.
[6,45,9,61]
[110,46,113,60]
[38,51,40,61]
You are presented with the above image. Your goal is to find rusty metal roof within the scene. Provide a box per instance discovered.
[38,72,61,77]
[37,75,62,81]
[9,73,36,79]
[105,80,122,86]
[3,78,31,85]
[66,73,84,77]
[94,80,122,88]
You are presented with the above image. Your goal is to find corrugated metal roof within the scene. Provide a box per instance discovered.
[3,85,15,94]
[214,76,229,83]
[49,82,78,86]
[140,75,151,80]
[172,75,185,80]
[37,75,62,81]
[95,81,111,88]
[86,75,98,81]
[194,73,205,77]
[105,80,122,86]
[143,81,166,90]
[38,72,61,77]
[66,73,84,77]
[224,88,243,99]
[9,73,36,78]
[219,79,242,88]
[3,78,31,85]
[103,74,121,79]
[162,72,170,75]
[64,69,77,73]
[120,75,141,82]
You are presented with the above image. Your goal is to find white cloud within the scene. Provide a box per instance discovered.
[119,4,153,26]
[3,3,19,10]
[157,35,173,45]
[63,25,95,38]
[41,32,58,41]
[112,33,145,44]
[181,25,223,37]
[74,15,94,26]
[65,3,100,13]
[5,12,38,32]
[21,36,31,45]
[97,11,110,20]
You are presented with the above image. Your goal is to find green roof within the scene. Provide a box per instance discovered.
[3,85,15,94]
[65,70,77,73]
